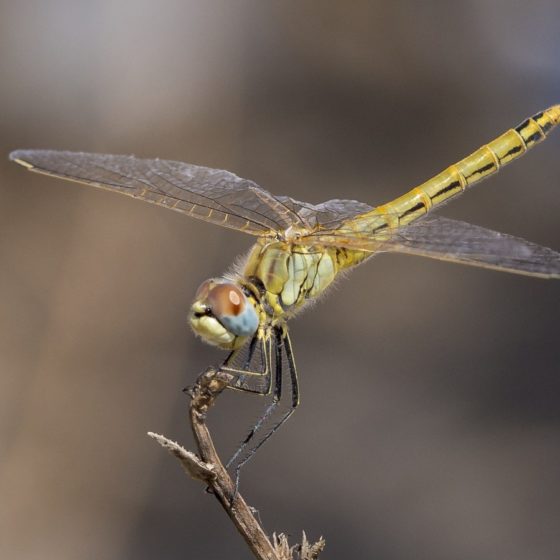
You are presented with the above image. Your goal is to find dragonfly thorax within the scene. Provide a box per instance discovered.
[189,278,259,350]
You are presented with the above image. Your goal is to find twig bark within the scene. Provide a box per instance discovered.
[148,366,324,560]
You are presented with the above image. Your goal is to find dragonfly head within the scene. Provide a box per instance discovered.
[189,279,259,350]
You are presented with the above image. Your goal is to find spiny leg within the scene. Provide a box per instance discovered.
[227,326,300,492]
[191,334,272,498]
[233,329,299,473]
[226,326,282,471]
[222,331,271,395]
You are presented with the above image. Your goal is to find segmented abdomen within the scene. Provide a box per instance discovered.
[347,105,560,233]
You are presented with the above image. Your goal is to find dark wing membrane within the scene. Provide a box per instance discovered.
[9,150,310,236]
[298,215,560,279]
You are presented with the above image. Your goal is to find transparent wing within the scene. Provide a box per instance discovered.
[13,150,558,278]
[9,150,311,236]
[276,196,374,229]
[299,216,560,279]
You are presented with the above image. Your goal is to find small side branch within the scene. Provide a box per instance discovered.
[148,367,324,560]
[147,433,216,482]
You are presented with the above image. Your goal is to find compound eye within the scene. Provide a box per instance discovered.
[195,279,215,301]
[207,283,245,318]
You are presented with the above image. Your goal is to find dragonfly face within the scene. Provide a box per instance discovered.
[190,278,259,350]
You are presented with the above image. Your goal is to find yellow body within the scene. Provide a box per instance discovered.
[242,239,367,319]
[242,106,560,319]
[349,105,560,232]
[9,105,560,473]
[9,105,560,341]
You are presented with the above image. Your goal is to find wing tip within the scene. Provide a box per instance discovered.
[9,150,35,169]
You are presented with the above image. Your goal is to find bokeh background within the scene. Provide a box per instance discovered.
[1,2,560,559]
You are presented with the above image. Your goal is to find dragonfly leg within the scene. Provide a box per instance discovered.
[226,326,300,494]
[221,331,272,395]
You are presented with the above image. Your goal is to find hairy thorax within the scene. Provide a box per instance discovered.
[242,239,368,320]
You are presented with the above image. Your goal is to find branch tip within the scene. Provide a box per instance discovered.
[272,532,325,560]
[147,431,216,482]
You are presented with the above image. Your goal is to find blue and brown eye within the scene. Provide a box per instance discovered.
[207,284,245,317]
[195,279,215,300]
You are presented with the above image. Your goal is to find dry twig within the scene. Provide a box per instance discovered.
[148,366,324,560]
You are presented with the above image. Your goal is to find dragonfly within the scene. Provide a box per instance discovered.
[10,105,560,487]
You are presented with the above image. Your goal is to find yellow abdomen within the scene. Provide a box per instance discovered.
[346,105,560,233]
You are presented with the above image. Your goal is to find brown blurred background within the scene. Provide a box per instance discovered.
[1,2,560,559]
